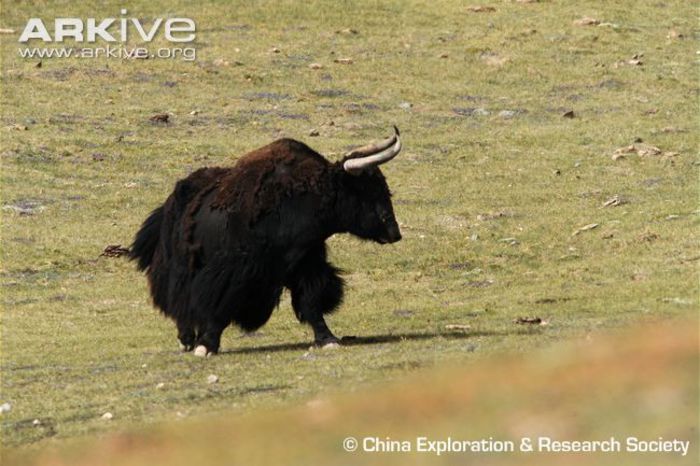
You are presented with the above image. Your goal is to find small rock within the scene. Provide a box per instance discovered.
[499,110,516,118]
[667,29,684,40]
[470,233,479,241]
[439,52,449,58]
[32,419,41,426]
[602,195,627,208]
[101,412,113,420]
[573,17,600,26]
[270,47,281,53]
[333,58,353,64]
[100,244,129,258]
[189,110,200,115]
[659,126,684,133]
[193,345,209,357]
[207,374,219,384]
[308,63,324,70]
[467,6,496,12]
[308,128,320,137]
[156,382,165,389]
[213,58,229,66]
[398,102,413,110]
[572,223,599,236]
[514,317,544,325]
[0,402,11,414]
[322,342,340,350]
[445,324,471,331]
[562,110,575,118]
[149,113,169,124]
[637,145,662,157]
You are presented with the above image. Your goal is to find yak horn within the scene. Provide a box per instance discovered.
[343,126,402,174]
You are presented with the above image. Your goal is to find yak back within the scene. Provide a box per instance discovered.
[210,138,336,224]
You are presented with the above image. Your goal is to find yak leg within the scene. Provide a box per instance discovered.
[177,321,196,352]
[193,318,227,357]
[287,247,344,346]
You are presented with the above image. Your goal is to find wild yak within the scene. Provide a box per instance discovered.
[131,128,402,356]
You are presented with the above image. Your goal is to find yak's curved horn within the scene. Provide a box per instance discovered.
[343,126,402,175]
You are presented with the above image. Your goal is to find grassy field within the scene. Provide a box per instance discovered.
[1,0,698,457]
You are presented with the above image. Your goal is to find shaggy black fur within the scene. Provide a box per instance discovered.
[131,138,401,353]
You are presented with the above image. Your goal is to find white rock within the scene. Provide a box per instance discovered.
[193,345,209,357]
[32,419,41,426]
[101,412,113,420]
[0,403,11,414]
[156,382,165,389]
[322,342,341,350]
[207,374,219,384]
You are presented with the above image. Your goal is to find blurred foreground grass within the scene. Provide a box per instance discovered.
[6,319,698,466]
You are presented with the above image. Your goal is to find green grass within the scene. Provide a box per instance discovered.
[1,0,698,451]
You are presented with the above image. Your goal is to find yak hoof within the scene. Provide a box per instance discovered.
[179,342,194,352]
[193,345,210,357]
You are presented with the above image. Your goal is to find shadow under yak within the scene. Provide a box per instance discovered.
[216,329,536,356]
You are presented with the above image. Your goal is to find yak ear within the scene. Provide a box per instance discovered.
[342,127,401,175]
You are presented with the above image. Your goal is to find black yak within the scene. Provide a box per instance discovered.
[131,128,402,356]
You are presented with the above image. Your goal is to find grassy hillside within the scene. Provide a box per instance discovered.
[1,0,698,452]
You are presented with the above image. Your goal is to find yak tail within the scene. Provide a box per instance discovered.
[130,205,164,271]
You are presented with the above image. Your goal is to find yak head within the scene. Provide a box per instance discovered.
[335,127,403,245]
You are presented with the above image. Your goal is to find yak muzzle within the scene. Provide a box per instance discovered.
[379,225,402,244]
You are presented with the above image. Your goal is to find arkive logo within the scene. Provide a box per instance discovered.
[18,9,196,43]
